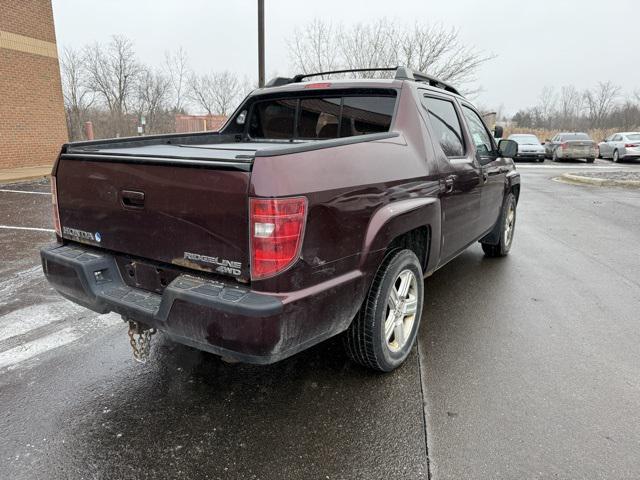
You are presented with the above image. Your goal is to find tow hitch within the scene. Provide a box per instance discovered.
[127,320,156,363]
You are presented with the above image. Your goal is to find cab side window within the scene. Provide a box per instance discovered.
[421,96,465,158]
[461,106,494,157]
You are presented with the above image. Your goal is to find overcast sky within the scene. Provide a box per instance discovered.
[51,0,638,115]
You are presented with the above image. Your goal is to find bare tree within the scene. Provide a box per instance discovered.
[286,19,494,91]
[341,19,399,77]
[135,67,171,133]
[558,85,583,130]
[538,86,558,128]
[288,19,342,76]
[60,46,94,140]
[398,23,494,87]
[584,81,621,128]
[188,71,243,116]
[84,35,142,136]
[165,47,190,112]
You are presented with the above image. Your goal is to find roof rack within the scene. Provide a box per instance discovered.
[265,66,461,96]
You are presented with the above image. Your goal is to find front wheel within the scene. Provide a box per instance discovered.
[481,193,516,257]
[344,249,424,372]
[586,157,595,164]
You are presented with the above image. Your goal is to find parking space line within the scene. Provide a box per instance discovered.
[0,189,50,195]
[0,327,81,370]
[0,225,54,233]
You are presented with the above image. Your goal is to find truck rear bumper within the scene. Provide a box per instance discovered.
[41,244,361,364]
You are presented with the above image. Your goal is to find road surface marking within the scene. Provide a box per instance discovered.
[0,266,42,302]
[0,303,83,342]
[0,189,50,195]
[0,225,54,233]
[0,327,81,370]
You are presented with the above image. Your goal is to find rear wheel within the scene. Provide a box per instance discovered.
[344,249,424,372]
[552,150,559,162]
[481,193,516,258]
[613,150,621,163]
[586,157,595,164]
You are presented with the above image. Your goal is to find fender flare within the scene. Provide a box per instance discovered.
[359,197,441,273]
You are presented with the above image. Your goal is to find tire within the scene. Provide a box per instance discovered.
[552,150,559,162]
[344,249,424,372]
[613,150,620,163]
[538,157,544,163]
[586,157,595,164]
[481,193,516,258]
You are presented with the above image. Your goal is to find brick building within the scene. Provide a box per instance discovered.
[0,0,67,170]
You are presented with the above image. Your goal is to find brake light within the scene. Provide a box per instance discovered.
[51,176,61,236]
[625,143,639,148]
[250,197,307,280]
[304,82,332,89]
[561,142,568,149]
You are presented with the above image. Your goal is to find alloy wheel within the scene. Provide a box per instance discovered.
[384,269,418,353]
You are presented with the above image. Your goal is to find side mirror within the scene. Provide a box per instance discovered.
[494,125,504,139]
[498,139,518,158]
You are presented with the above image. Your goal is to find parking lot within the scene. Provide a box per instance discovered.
[1,159,640,479]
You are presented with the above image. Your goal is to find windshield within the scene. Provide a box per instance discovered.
[626,133,640,141]
[561,133,591,140]
[510,135,540,145]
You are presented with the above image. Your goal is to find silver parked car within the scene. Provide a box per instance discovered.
[597,132,640,163]
[508,134,545,162]
[544,132,597,163]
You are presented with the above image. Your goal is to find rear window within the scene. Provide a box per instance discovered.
[248,92,396,140]
[561,133,591,141]
[626,133,640,141]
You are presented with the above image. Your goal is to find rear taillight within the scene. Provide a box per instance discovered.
[250,197,307,280]
[561,142,568,149]
[51,176,61,236]
[625,143,639,148]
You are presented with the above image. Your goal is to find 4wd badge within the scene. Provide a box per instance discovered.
[183,252,242,276]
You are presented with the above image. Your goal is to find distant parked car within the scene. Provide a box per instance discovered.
[544,133,597,163]
[508,134,545,162]
[597,132,640,163]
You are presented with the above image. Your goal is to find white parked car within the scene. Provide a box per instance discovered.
[598,132,640,163]
[508,134,546,162]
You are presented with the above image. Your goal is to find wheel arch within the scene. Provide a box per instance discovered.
[359,197,440,275]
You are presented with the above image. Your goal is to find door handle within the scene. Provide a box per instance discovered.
[121,190,145,209]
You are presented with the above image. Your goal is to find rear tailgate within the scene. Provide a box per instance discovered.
[565,140,595,155]
[55,144,255,280]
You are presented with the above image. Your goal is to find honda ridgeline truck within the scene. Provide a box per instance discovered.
[41,67,520,372]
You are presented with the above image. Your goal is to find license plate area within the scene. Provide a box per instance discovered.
[116,257,182,294]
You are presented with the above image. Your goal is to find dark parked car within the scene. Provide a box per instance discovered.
[544,132,597,162]
[41,67,520,372]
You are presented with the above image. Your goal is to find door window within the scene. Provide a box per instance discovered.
[612,134,622,142]
[461,106,494,157]
[421,96,465,158]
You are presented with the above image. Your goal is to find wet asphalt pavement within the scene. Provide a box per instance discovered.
[1,160,639,479]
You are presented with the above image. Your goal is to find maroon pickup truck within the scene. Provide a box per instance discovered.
[41,67,520,372]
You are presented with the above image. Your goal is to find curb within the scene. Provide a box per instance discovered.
[0,167,51,185]
[560,173,640,188]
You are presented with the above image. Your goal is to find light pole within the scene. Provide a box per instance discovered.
[258,0,265,87]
